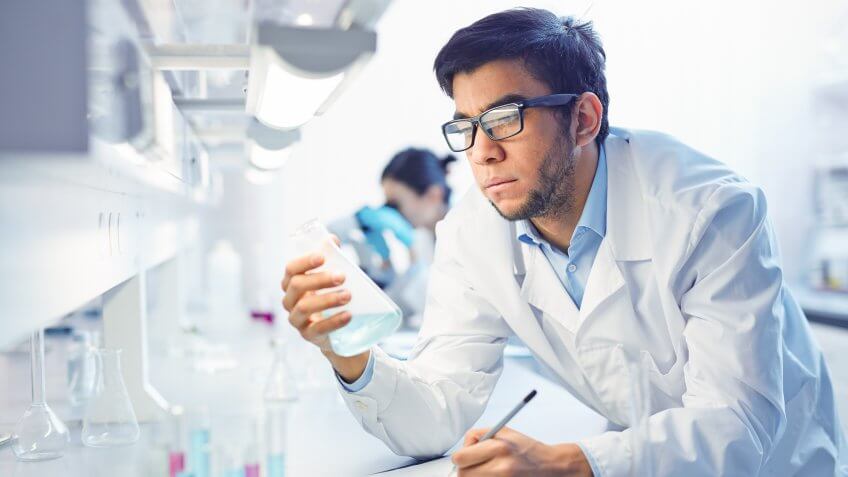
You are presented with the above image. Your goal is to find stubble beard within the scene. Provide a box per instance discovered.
[489,134,577,222]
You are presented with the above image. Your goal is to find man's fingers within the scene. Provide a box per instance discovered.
[303,311,352,341]
[282,272,346,311]
[288,290,351,329]
[281,254,325,291]
[463,428,489,447]
[452,439,510,469]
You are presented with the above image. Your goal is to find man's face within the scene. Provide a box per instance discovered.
[451,59,576,220]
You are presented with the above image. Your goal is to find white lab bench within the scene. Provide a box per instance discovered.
[793,286,848,329]
[0,321,607,476]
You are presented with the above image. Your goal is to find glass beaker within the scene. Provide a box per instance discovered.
[290,219,402,357]
[81,348,140,447]
[12,329,70,461]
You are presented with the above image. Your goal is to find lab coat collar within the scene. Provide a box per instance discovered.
[510,129,652,276]
[518,242,580,332]
[514,143,608,249]
[466,129,650,375]
[467,219,567,377]
[510,130,649,335]
[604,129,652,262]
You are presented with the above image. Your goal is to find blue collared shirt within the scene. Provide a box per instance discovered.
[516,145,607,308]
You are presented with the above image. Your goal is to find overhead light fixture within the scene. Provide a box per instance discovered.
[246,23,376,130]
[246,118,300,171]
[244,166,278,185]
[249,143,293,171]
[295,13,314,26]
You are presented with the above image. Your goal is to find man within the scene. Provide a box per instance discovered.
[281,8,847,476]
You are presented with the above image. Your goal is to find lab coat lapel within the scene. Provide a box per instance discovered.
[518,244,581,334]
[578,131,653,331]
[571,131,656,424]
[466,210,567,378]
[602,130,653,263]
[577,237,626,329]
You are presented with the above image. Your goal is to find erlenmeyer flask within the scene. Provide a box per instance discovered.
[12,329,70,461]
[81,348,140,447]
[263,340,299,403]
[290,219,402,357]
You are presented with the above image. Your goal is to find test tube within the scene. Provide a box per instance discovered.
[243,418,261,477]
[217,444,245,477]
[265,404,289,477]
[244,462,260,477]
[169,406,187,477]
[189,409,211,477]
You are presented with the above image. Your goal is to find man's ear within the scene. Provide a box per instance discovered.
[572,92,602,148]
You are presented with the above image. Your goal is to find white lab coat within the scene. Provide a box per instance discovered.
[338,128,847,476]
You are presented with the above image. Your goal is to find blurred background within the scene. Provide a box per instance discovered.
[1,0,846,475]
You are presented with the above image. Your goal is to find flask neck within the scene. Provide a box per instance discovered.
[291,219,331,251]
[29,329,46,405]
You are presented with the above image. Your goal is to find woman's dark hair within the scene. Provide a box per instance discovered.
[433,8,609,145]
[381,148,456,204]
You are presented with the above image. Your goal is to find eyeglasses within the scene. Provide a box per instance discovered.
[441,93,579,152]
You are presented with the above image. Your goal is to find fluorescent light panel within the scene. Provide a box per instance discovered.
[254,58,344,130]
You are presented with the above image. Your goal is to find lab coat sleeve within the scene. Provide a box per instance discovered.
[336,220,512,459]
[580,183,788,476]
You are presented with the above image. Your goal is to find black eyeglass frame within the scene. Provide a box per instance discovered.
[441,93,580,152]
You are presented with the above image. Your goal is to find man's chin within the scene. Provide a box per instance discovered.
[488,199,527,222]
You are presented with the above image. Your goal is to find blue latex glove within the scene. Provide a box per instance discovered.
[355,206,415,260]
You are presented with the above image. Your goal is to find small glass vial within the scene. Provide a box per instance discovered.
[290,219,402,357]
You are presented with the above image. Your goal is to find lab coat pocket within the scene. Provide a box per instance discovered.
[576,343,633,426]
[577,343,682,427]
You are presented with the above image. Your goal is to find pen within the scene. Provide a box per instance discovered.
[448,389,537,476]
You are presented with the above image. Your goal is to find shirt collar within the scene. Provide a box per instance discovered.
[516,144,608,246]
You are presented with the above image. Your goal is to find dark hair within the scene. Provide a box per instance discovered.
[381,148,457,204]
[433,8,609,145]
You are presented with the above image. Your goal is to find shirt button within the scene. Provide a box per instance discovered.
[355,400,368,411]
[567,264,577,273]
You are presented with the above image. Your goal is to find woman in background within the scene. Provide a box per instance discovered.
[330,147,456,328]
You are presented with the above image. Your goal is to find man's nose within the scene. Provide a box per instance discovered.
[468,129,506,165]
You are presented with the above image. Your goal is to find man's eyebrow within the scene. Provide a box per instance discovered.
[452,93,529,120]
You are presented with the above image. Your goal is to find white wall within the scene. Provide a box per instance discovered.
[228,0,847,297]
